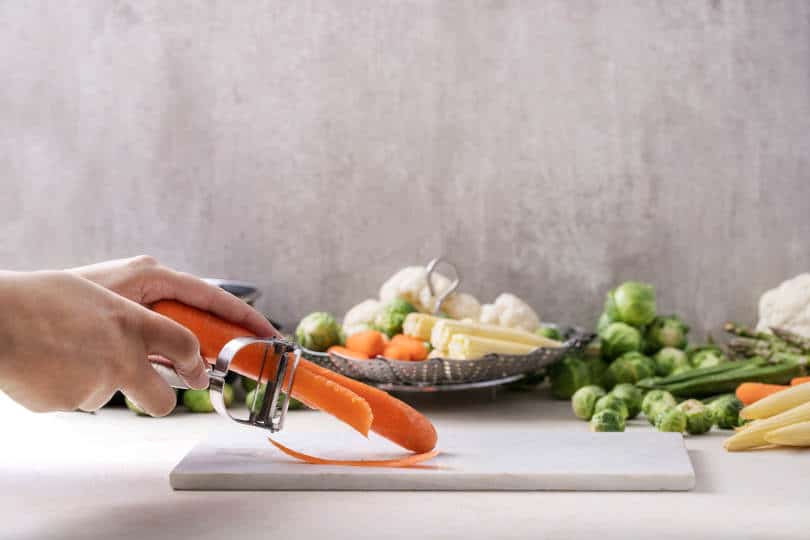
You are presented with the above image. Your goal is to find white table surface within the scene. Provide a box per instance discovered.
[2,387,808,540]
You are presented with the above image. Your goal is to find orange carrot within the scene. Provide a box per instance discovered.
[791,376,810,386]
[152,300,437,453]
[268,438,439,468]
[383,344,413,361]
[345,330,387,358]
[389,334,429,361]
[328,346,370,360]
[735,382,789,405]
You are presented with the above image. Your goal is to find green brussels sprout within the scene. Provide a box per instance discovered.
[583,338,602,361]
[571,385,607,420]
[594,394,630,420]
[126,390,178,416]
[610,383,643,419]
[585,356,609,387]
[605,351,655,387]
[183,384,234,413]
[536,325,562,341]
[655,408,687,433]
[596,312,615,335]
[549,355,593,399]
[600,322,643,360]
[676,399,714,435]
[605,282,657,328]
[691,348,728,369]
[590,409,626,432]
[653,347,690,376]
[707,394,743,429]
[246,385,305,412]
[295,312,342,352]
[670,365,693,376]
[241,376,258,393]
[642,389,677,421]
[645,315,689,352]
[373,298,417,337]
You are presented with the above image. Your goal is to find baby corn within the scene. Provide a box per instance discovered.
[764,421,810,447]
[402,313,440,341]
[724,400,810,451]
[447,334,536,360]
[741,381,810,420]
[431,319,561,352]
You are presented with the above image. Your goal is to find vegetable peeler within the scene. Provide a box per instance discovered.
[150,337,301,433]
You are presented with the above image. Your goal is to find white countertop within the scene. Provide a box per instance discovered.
[2,388,808,540]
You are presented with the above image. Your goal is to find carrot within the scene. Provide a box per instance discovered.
[268,438,439,468]
[735,382,789,406]
[389,334,429,361]
[152,300,437,453]
[328,346,370,360]
[791,376,810,386]
[345,330,387,358]
[382,344,413,361]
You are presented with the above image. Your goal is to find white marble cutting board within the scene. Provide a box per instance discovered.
[170,426,695,491]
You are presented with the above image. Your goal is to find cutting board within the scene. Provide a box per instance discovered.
[170,427,695,491]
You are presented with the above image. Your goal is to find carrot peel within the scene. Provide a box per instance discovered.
[268,438,439,468]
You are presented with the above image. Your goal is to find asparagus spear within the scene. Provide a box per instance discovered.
[770,327,810,354]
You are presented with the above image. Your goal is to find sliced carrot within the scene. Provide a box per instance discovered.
[389,334,429,361]
[328,345,370,360]
[152,300,437,453]
[345,330,387,358]
[268,438,439,468]
[735,382,789,406]
[383,344,413,361]
[791,376,810,386]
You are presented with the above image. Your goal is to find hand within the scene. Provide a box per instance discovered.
[0,256,278,416]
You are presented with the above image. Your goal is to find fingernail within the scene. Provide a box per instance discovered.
[192,359,209,389]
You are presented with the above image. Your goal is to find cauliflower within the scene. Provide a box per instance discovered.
[439,292,482,320]
[342,299,383,337]
[757,273,810,337]
[479,293,541,332]
[379,267,430,310]
[380,265,483,319]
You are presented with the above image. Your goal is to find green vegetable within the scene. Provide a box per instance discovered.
[642,389,677,422]
[242,376,258,393]
[690,348,728,369]
[676,399,714,435]
[706,394,743,429]
[605,351,655,386]
[596,312,615,335]
[594,394,630,420]
[590,409,626,432]
[183,384,234,413]
[585,356,609,387]
[295,312,342,352]
[600,322,643,360]
[549,355,592,399]
[373,298,417,337]
[125,396,148,416]
[571,385,607,420]
[645,315,689,352]
[653,347,690,376]
[605,281,657,328]
[655,408,687,433]
[537,325,562,340]
[246,385,306,413]
[610,383,643,419]
[583,338,602,361]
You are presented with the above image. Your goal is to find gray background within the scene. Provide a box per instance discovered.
[2,1,809,335]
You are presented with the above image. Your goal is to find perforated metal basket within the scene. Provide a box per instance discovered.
[301,326,594,390]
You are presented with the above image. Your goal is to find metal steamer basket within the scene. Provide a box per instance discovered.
[303,258,595,392]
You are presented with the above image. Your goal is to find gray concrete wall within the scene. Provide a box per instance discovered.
[2,1,809,335]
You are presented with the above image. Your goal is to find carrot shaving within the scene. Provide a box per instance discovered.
[268,438,439,468]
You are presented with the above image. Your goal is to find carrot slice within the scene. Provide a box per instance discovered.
[791,376,810,386]
[153,301,372,437]
[268,438,439,468]
[153,301,437,453]
[328,345,370,360]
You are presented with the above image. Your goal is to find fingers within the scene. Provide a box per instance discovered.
[148,268,280,338]
[120,360,178,417]
[78,386,119,413]
[139,308,209,389]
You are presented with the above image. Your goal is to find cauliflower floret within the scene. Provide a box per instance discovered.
[757,273,810,337]
[342,299,383,336]
[440,292,482,320]
[479,293,541,332]
[379,267,429,309]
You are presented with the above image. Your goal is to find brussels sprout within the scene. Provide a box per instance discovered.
[605,282,657,328]
[590,409,626,432]
[653,347,690,376]
[373,298,417,337]
[585,356,609,387]
[295,312,342,352]
[125,396,148,416]
[571,385,607,420]
[537,325,562,340]
[583,338,602,361]
[242,376,258,393]
[247,385,305,412]
[600,322,643,360]
[594,394,630,420]
[655,408,687,433]
[605,351,655,387]
[677,399,714,435]
[610,383,643,419]
[691,348,728,369]
[707,394,743,429]
[183,384,234,413]
[549,355,592,399]
[645,315,689,352]
[642,389,677,421]
[596,312,615,335]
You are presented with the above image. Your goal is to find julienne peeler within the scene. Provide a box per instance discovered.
[149,337,302,433]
